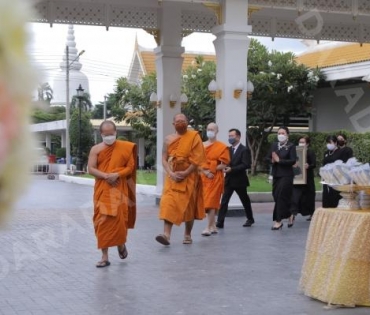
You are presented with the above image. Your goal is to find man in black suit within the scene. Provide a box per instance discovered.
[216,128,255,228]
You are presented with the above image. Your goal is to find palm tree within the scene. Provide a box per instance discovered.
[70,92,93,111]
[37,82,53,104]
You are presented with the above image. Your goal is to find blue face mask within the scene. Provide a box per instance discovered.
[228,137,236,145]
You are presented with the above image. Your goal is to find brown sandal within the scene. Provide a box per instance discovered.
[118,245,128,259]
[155,234,170,246]
[96,260,111,268]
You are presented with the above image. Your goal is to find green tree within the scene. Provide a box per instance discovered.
[91,98,113,119]
[69,110,94,168]
[111,74,157,167]
[37,82,53,104]
[70,92,93,111]
[181,56,216,135]
[247,39,324,174]
[31,106,66,123]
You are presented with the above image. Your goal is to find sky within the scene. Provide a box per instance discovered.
[28,23,309,105]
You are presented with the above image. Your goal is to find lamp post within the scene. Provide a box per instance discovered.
[103,95,107,120]
[65,47,85,171]
[76,84,84,172]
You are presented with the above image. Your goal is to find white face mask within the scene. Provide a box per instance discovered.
[102,135,116,145]
[327,143,336,151]
[277,134,287,142]
[206,131,215,139]
[299,142,306,147]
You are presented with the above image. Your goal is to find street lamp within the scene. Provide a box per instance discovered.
[65,46,85,172]
[76,84,84,172]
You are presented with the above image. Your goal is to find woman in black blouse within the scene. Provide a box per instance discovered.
[266,127,297,230]
[289,136,316,226]
[322,135,353,208]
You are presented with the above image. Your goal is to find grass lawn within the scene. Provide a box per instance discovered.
[82,171,156,185]
[82,171,323,192]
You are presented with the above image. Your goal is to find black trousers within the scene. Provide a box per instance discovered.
[217,185,254,223]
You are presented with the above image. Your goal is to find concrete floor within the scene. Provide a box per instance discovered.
[0,176,367,315]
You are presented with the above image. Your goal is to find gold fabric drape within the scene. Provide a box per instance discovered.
[300,208,370,307]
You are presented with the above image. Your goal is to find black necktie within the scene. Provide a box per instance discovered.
[232,147,235,155]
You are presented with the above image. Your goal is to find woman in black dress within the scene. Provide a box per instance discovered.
[337,133,353,162]
[322,135,353,208]
[288,136,316,226]
[266,126,297,230]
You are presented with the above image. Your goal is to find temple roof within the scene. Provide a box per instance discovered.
[296,43,370,69]
[128,40,216,83]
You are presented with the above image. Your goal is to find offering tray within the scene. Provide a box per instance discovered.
[355,186,370,209]
[328,184,361,210]
[356,185,370,194]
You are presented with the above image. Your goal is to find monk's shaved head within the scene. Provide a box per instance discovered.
[207,122,218,133]
[100,120,116,133]
[173,113,188,123]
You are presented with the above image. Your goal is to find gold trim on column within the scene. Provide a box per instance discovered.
[203,3,222,25]
[248,6,261,18]
[144,29,160,46]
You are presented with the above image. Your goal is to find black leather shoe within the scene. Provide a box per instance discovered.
[243,219,255,227]
[216,222,224,229]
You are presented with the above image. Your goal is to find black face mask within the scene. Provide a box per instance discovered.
[337,140,345,147]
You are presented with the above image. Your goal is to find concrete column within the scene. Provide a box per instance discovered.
[93,130,98,144]
[61,132,66,147]
[212,0,252,145]
[138,138,145,169]
[155,3,184,196]
[45,133,51,150]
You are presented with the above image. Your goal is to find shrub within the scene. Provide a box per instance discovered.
[56,147,66,158]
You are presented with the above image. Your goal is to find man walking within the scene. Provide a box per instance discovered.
[88,121,137,267]
[216,128,255,228]
[156,113,206,245]
[200,122,230,236]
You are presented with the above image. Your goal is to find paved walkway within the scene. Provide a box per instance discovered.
[0,176,368,315]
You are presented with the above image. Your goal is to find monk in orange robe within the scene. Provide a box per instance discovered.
[156,113,206,246]
[200,123,230,236]
[88,121,137,268]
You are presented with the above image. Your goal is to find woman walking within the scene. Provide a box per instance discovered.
[266,127,297,230]
[289,136,316,225]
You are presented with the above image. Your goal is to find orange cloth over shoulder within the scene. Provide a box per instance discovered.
[201,141,230,210]
[159,130,206,226]
[93,140,137,249]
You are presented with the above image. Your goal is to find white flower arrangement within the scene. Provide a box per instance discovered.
[0,0,37,224]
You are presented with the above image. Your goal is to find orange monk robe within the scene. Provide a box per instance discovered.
[159,130,206,226]
[201,141,230,210]
[93,140,137,249]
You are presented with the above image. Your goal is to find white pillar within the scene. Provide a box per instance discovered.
[138,138,145,169]
[45,133,51,150]
[61,132,66,147]
[213,0,252,145]
[155,3,184,196]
